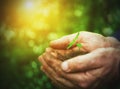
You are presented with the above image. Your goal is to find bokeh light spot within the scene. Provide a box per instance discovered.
[26,30,36,39]
[74,10,82,17]
[103,27,113,35]
[48,32,58,40]
[25,1,34,10]
[28,40,35,47]
[32,61,37,69]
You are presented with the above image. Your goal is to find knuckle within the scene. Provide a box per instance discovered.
[78,78,91,89]
[56,69,63,77]
[79,82,89,89]
[46,58,53,64]
[55,77,61,82]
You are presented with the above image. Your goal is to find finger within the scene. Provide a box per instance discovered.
[41,66,67,89]
[50,33,81,49]
[42,52,85,87]
[39,54,79,88]
[40,56,77,89]
[61,51,102,73]
[46,47,87,61]
[38,56,44,66]
[39,56,55,76]
[42,66,78,89]
[42,52,95,88]
[39,57,59,86]
[49,31,102,50]
[42,52,62,71]
[61,69,103,89]
[41,52,105,89]
[45,47,64,61]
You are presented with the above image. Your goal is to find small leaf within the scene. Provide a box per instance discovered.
[67,32,80,49]
[76,43,82,49]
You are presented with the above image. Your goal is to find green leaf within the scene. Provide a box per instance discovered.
[76,43,82,49]
[67,32,80,49]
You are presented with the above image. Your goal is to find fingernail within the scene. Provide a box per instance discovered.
[61,62,69,72]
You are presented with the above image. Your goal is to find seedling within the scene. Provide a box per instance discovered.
[67,32,82,49]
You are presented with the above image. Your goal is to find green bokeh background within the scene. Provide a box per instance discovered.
[0,0,120,89]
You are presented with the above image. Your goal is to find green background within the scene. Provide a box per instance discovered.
[0,0,120,89]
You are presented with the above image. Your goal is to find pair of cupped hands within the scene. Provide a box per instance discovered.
[38,31,120,89]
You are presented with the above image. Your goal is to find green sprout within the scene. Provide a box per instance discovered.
[67,32,82,49]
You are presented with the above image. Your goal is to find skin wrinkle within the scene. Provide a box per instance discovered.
[79,32,105,51]
[43,52,68,78]
[43,54,63,76]
[79,72,92,88]
[40,57,76,89]
[55,77,76,89]
[85,72,100,89]
[40,59,62,88]
[79,68,103,89]
[42,67,68,89]
[66,53,102,73]
[40,57,57,78]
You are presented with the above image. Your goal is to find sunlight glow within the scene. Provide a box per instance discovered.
[17,1,59,33]
[25,1,34,9]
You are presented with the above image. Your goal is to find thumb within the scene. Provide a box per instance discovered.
[61,52,99,73]
[50,33,80,49]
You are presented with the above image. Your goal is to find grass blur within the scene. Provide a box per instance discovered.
[0,0,120,89]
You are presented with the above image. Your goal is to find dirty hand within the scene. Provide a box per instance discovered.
[38,31,120,89]
[48,31,120,62]
[39,48,120,89]
[50,31,120,54]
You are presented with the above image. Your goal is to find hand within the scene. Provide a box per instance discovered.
[50,31,120,52]
[49,31,120,62]
[60,48,120,89]
[39,50,80,89]
[39,31,120,89]
[39,48,120,89]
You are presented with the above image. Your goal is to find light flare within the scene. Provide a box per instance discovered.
[25,1,34,10]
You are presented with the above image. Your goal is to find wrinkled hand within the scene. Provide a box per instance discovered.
[48,31,120,62]
[50,31,120,52]
[39,48,120,89]
[38,31,120,89]
[39,50,80,89]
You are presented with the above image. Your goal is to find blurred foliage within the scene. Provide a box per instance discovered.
[0,0,120,89]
